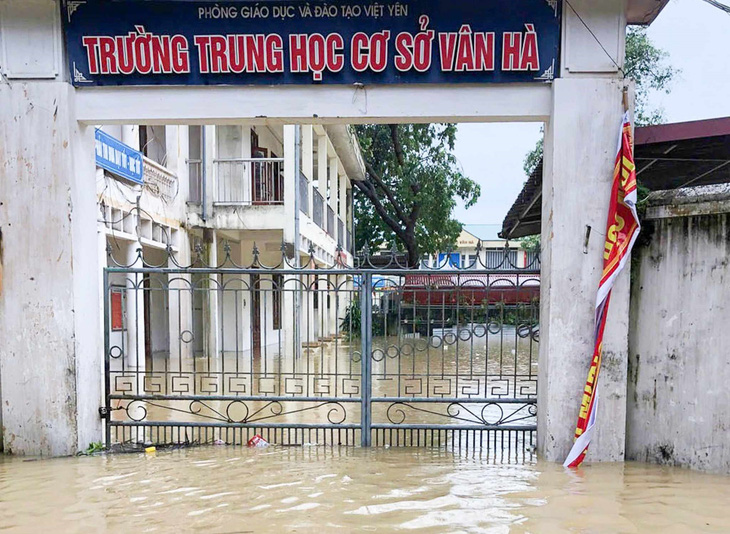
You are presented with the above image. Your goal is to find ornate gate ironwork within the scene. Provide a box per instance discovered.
[103,246,539,457]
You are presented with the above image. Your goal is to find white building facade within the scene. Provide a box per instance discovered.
[422,226,538,270]
[95,123,361,411]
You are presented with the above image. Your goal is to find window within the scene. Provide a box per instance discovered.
[272,274,283,330]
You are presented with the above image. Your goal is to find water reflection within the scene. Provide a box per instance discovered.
[1,447,728,533]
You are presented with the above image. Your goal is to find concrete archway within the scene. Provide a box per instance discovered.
[0,0,659,459]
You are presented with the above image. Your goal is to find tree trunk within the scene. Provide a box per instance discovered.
[404,225,419,268]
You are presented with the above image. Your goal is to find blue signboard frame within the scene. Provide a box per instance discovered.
[94,128,144,184]
[438,253,460,268]
[62,0,561,87]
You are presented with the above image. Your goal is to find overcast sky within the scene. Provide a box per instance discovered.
[452,0,730,226]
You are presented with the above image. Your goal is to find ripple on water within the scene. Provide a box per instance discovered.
[0,448,729,533]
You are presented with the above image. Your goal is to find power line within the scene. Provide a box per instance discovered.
[701,0,730,14]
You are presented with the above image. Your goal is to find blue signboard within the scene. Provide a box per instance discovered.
[62,0,560,87]
[438,253,460,268]
[95,129,144,184]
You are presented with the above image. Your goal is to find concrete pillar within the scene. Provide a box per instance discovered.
[121,125,139,151]
[317,134,328,229]
[328,274,339,337]
[203,125,217,214]
[538,77,631,463]
[283,125,297,252]
[125,241,146,376]
[203,230,220,360]
[338,173,347,247]
[317,274,328,340]
[328,156,339,242]
[302,125,315,216]
[282,270,297,358]
[0,83,102,455]
[337,274,348,334]
[305,274,315,343]
[168,232,194,363]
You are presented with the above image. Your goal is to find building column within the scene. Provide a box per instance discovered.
[538,77,631,463]
[121,125,139,151]
[302,125,315,216]
[283,125,297,255]
[168,231,194,364]
[328,156,339,243]
[338,173,348,248]
[125,241,146,375]
[203,229,220,360]
[203,125,217,215]
[306,274,316,343]
[317,134,328,230]
[317,274,328,340]
[282,270,297,359]
[0,83,101,455]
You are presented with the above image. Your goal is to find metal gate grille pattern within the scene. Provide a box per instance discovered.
[103,246,539,458]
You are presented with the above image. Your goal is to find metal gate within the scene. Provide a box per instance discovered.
[103,246,539,457]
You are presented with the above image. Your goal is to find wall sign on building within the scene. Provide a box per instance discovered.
[95,128,144,184]
[62,0,561,87]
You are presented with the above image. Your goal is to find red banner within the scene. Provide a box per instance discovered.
[564,111,641,468]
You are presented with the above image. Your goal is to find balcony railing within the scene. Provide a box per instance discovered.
[214,158,284,205]
[327,206,335,237]
[187,159,202,204]
[143,156,177,201]
[300,171,309,216]
[313,188,324,228]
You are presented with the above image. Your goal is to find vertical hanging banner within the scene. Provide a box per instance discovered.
[563,112,641,468]
[61,0,561,87]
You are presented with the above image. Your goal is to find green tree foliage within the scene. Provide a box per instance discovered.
[523,137,544,178]
[522,27,679,178]
[625,27,678,126]
[519,235,541,254]
[353,124,480,266]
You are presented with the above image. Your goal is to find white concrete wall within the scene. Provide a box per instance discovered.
[627,198,730,474]
[0,82,100,455]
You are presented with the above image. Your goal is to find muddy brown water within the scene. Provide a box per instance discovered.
[1,446,728,533]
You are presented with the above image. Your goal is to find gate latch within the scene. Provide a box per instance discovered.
[98,406,109,419]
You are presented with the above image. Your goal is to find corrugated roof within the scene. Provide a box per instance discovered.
[500,118,730,240]
[498,161,543,240]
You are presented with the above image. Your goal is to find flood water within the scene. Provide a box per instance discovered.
[1,446,728,533]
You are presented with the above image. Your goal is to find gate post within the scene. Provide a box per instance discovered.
[103,268,111,447]
[360,273,372,447]
[539,78,630,462]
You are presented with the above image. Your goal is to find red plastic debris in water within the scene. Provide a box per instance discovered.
[247,434,269,448]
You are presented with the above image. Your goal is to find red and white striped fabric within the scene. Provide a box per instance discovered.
[563,111,641,468]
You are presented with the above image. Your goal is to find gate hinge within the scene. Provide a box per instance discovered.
[98,406,109,419]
